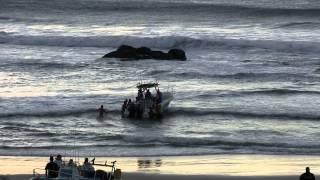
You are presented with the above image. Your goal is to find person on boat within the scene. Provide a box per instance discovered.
[121,99,128,117]
[127,99,136,118]
[137,88,143,101]
[145,89,152,100]
[82,157,95,178]
[156,89,162,103]
[54,154,63,168]
[300,167,315,180]
[68,159,74,166]
[97,105,107,117]
[45,156,59,178]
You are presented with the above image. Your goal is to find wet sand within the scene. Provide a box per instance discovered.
[2,173,297,180]
[0,155,318,179]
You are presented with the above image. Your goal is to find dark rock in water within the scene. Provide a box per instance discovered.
[151,50,169,60]
[136,47,152,55]
[168,49,187,61]
[136,47,152,59]
[103,45,137,59]
[102,45,186,61]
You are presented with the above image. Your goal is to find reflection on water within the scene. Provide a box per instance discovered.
[137,159,162,169]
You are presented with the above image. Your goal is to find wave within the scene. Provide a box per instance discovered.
[1,105,318,121]
[241,89,320,96]
[147,69,171,76]
[0,108,121,119]
[195,89,320,100]
[0,15,58,23]
[1,61,89,70]
[314,68,320,74]
[0,136,317,150]
[1,137,320,156]
[0,109,91,118]
[275,22,320,29]
[1,32,320,53]
[170,72,320,82]
[168,107,320,121]
[2,0,320,17]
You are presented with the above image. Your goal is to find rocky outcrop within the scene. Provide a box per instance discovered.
[103,45,186,61]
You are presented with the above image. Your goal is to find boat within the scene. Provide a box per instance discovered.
[30,158,121,180]
[121,82,174,119]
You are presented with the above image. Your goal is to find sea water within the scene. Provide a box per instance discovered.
[0,0,320,157]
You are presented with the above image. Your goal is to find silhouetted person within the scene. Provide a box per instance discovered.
[145,89,152,99]
[68,159,74,166]
[300,167,315,180]
[54,154,63,168]
[156,89,162,103]
[121,99,128,117]
[128,99,136,118]
[45,156,59,178]
[82,157,95,178]
[137,88,143,101]
[97,105,107,117]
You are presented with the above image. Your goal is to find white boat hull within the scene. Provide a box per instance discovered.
[123,92,173,119]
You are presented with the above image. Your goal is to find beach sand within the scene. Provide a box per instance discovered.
[1,173,296,180]
[1,155,318,180]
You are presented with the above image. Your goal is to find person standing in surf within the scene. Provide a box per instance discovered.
[97,105,107,117]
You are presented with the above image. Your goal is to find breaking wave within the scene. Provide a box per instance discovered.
[0,105,319,121]
[168,107,320,121]
[2,0,320,16]
[1,32,320,53]
[1,137,320,156]
[0,138,316,149]
[170,72,320,82]
[194,89,320,99]
[275,22,320,29]
[0,108,121,119]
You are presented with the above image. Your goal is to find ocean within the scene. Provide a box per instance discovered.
[0,0,320,157]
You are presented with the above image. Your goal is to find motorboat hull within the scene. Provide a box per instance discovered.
[122,92,173,119]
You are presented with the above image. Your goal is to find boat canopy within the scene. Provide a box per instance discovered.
[136,83,159,89]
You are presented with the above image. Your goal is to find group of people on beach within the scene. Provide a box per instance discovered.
[45,155,95,178]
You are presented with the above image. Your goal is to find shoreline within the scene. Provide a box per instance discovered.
[0,154,318,177]
[1,173,297,180]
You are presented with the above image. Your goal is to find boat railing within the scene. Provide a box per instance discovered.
[32,168,45,177]
[32,166,94,179]
[92,160,117,171]
[32,168,60,178]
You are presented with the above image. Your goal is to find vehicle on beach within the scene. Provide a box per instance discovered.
[30,158,121,180]
[121,82,174,119]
